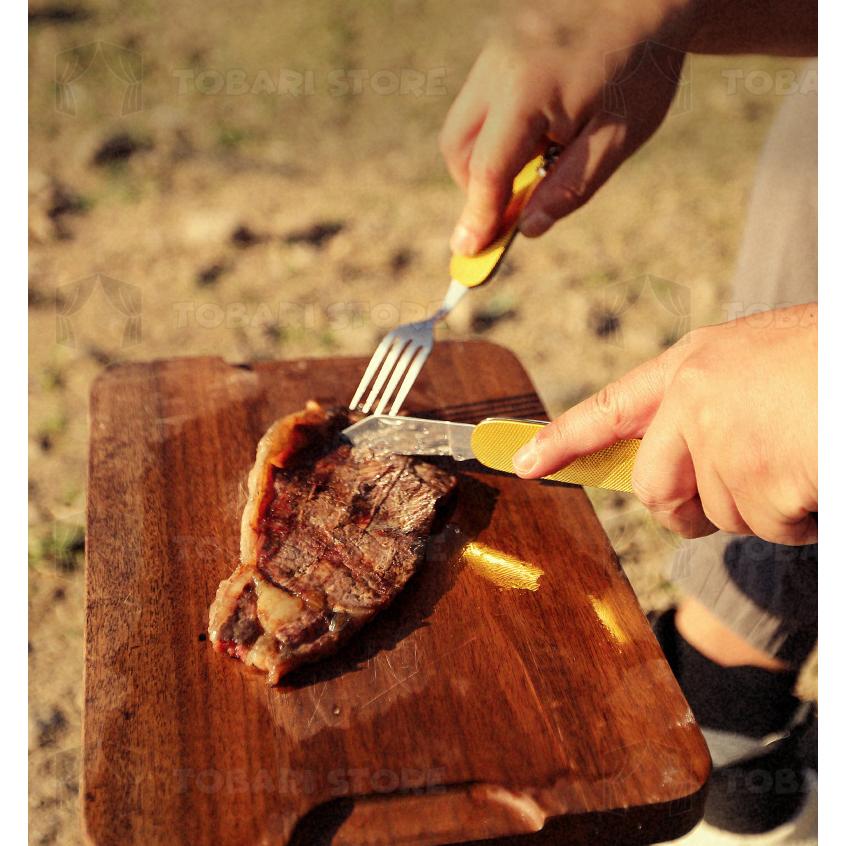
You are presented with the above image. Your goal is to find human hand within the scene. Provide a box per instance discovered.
[440,0,699,255]
[513,305,818,546]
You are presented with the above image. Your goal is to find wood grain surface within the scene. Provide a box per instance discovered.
[83,341,710,846]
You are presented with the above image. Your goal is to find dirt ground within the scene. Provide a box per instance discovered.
[29,1,815,843]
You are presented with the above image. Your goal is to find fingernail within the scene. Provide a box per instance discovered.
[519,210,554,238]
[450,223,478,256]
[512,440,538,475]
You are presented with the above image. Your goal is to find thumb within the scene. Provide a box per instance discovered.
[450,105,547,256]
[513,352,672,479]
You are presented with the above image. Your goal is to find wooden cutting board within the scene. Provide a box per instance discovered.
[83,341,710,846]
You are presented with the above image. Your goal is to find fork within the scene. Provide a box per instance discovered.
[349,278,469,416]
[350,149,557,417]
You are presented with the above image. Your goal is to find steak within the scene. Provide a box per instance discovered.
[208,402,456,684]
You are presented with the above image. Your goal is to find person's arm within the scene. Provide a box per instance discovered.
[441,0,817,256]
[512,305,818,546]
[686,0,817,56]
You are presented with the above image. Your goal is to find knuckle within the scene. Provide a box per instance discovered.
[556,182,589,211]
[591,382,629,434]
[630,476,668,511]
[669,361,714,428]
[665,327,703,364]
[674,326,711,360]
[536,178,588,220]
[536,418,568,449]
[742,447,770,483]
[677,328,698,347]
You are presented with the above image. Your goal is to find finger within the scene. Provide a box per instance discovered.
[439,84,489,192]
[631,403,697,511]
[780,512,818,546]
[514,352,674,478]
[519,113,628,238]
[439,51,497,190]
[734,499,818,547]
[630,400,716,538]
[763,513,817,547]
[732,475,819,546]
[652,496,717,540]
[450,105,548,255]
[695,464,753,536]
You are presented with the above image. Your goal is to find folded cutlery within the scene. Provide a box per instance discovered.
[343,415,639,493]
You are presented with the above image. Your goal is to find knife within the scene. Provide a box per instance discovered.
[342,416,640,493]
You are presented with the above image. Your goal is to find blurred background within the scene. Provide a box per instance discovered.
[29,1,815,842]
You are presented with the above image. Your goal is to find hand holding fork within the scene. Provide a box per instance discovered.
[350,149,558,417]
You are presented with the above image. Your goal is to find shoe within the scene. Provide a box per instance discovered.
[650,608,817,836]
[667,770,817,844]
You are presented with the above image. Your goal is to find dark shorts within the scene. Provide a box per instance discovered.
[668,532,817,668]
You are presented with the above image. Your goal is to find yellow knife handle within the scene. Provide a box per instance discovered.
[470,419,640,494]
[448,154,547,289]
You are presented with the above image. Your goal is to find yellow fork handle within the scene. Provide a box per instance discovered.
[449,154,546,289]
[470,419,640,494]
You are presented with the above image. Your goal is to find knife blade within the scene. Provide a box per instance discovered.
[342,416,640,493]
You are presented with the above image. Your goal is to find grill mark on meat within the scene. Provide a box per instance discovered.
[260,449,420,599]
[348,460,409,531]
[261,463,408,601]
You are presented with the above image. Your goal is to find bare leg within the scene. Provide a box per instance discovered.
[675,595,790,672]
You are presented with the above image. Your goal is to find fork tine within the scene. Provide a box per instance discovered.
[372,340,421,416]
[349,331,396,410]
[360,335,409,414]
[387,343,431,416]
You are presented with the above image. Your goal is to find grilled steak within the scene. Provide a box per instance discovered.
[209,402,456,684]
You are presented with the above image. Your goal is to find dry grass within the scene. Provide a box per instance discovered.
[29,1,805,842]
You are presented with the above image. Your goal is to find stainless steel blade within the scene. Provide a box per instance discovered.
[342,415,476,461]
